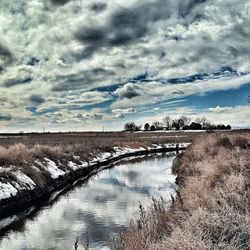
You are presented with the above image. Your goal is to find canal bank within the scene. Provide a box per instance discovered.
[0,143,189,219]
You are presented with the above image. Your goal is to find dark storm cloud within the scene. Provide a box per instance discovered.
[0,43,13,72]
[52,68,115,91]
[29,95,46,105]
[74,0,208,59]
[74,0,172,58]
[89,2,107,12]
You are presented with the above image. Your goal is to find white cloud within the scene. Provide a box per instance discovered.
[208,106,231,113]
[112,108,136,114]
[112,75,250,109]
[135,105,250,128]
[0,0,250,130]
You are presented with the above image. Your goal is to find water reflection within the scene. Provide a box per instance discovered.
[0,153,177,250]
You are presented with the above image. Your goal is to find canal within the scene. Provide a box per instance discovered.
[0,153,177,250]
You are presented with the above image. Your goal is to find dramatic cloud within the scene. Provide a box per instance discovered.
[73,0,174,58]
[0,0,249,131]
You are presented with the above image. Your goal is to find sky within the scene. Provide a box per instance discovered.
[0,0,249,132]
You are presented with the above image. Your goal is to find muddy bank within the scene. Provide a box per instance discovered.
[0,144,188,219]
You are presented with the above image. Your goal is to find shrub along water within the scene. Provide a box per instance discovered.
[112,134,250,250]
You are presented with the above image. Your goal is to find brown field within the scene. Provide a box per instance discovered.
[0,129,249,168]
[112,132,250,250]
[0,129,249,147]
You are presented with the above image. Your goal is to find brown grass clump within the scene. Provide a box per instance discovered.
[0,144,33,166]
[113,134,250,250]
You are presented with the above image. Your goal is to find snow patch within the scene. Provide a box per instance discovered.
[14,171,36,190]
[0,183,18,200]
[68,161,80,170]
[0,215,17,229]
[44,158,66,179]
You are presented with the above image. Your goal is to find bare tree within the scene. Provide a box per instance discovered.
[162,116,172,129]
[172,116,190,130]
[152,121,162,130]
[196,117,211,129]
[179,116,191,128]
[124,122,136,131]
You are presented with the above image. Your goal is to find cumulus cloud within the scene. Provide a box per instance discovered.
[114,83,145,99]
[112,108,136,114]
[136,105,250,128]
[208,106,231,113]
[76,113,103,121]
[112,107,136,119]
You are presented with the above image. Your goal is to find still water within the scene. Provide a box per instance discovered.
[0,153,177,250]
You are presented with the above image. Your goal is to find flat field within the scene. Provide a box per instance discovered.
[0,130,249,148]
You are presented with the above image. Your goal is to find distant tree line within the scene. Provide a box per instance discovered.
[124,116,232,132]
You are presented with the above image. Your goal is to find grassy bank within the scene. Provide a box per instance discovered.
[0,138,182,191]
[113,133,250,250]
[0,132,190,218]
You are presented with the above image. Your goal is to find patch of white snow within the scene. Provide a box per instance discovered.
[44,158,66,179]
[0,183,18,200]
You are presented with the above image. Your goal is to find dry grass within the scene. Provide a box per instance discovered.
[0,130,199,167]
[0,143,115,187]
[112,134,250,250]
[0,134,172,187]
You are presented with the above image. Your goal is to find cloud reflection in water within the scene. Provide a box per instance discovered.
[0,154,176,250]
